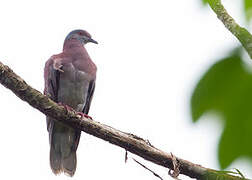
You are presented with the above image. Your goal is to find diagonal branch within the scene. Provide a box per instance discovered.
[207,0,252,59]
[0,61,246,180]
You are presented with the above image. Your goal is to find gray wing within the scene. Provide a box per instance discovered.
[49,69,60,102]
[82,79,95,114]
[45,61,61,131]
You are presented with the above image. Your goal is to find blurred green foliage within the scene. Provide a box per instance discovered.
[245,0,252,21]
[193,0,252,170]
[191,49,252,169]
[202,0,208,5]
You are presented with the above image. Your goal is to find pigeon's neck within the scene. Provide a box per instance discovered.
[63,39,84,52]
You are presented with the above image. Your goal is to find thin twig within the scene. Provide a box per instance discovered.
[132,158,163,180]
[168,153,180,179]
[125,150,128,163]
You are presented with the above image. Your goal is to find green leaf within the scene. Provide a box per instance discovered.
[203,169,246,180]
[191,48,252,169]
[202,0,208,5]
[244,0,252,21]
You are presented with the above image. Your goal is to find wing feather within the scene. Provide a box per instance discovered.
[44,56,61,131]
[82,80,95,114]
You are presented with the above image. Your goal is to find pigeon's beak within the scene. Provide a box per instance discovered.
[88,38,98,44]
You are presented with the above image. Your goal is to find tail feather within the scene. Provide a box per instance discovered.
[62,152,77,177]
[49,120,80,176]
[50,146,77,176]
[50,146,62,175]
[61,127,78,176]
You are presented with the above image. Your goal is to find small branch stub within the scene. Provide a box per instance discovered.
[168,153,180,179]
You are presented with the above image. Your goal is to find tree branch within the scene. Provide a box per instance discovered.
[0,61,246,179]
[207,0,252,59]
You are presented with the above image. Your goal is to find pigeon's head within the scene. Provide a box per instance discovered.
[64,29,98,45]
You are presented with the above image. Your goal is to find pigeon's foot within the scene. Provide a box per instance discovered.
[76,112,93,120]
[58,102,74,112]
[58,103,92,120]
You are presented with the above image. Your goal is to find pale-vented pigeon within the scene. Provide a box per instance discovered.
[44,29,97,176]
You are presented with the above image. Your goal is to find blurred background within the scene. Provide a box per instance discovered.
[0,0,251,179]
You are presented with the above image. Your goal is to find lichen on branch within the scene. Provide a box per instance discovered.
[208,0,252,59]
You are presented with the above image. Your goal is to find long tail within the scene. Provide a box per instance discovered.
[50,146,77,176]
[49,120,81,177]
